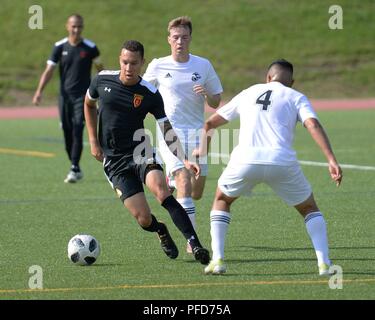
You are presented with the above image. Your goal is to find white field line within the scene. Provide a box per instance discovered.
[209,153,375,171]
[298,160,375,171]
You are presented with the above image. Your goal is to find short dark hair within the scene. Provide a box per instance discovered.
[68,14,84,22]
[268,59,293,74]
[121,40,144,59]
[168,16,192,35]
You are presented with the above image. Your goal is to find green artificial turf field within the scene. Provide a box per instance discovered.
[0,110,374,300]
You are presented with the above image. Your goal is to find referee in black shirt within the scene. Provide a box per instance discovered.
[33,14,103,183]
[84,40,210,264]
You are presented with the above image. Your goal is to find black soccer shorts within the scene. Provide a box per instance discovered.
[103,152,163,202]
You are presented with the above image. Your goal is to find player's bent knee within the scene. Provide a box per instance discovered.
[175,170,192,192]
[191,190,203,200]
[213,188,237,211]
[191,193,203,201]
[216,190,233,202]
[294,194,319,216]
[150,180,171,202]
[155,189,171,203]
[174,167,190,180]
[136,213,153,228]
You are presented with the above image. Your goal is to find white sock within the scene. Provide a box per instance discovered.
[177,197,196,231]
[210,210,231,261]
[304,211,330,266]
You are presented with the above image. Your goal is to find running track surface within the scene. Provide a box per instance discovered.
[0,98,375,119]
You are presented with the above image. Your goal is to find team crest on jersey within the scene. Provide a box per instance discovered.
[191,72,201,82]
[80,51,89,58]
[133,94,144,108]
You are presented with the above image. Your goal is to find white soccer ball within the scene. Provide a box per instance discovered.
[67,234,100,266]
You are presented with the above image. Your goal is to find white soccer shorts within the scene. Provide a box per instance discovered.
[156,125,208,177]
[218,162,312,206]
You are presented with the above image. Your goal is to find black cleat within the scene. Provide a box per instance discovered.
[157,223,179,259]
[192,246,210,265]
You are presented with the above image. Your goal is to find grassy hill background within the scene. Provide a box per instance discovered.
[0,0,374,106]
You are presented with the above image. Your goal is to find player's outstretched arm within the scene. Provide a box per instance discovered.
[158,119,200,176]
[304,117,343,186]
[84,95,103,162]
[192,113,228,157]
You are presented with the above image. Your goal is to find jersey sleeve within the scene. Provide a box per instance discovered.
[91,45,100,60]
[216,91,243,121]
[87,75,99,100]
[204,61,223,95]
[142,59,159,87]
[47,44,61,66]
[295,94,318,123]
[150,91,167,122]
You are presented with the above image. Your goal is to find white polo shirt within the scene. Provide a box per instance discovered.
[217,81,318,165]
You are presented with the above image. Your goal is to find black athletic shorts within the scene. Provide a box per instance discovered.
[103,151,163,202]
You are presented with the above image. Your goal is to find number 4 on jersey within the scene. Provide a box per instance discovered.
[256,90,272,111]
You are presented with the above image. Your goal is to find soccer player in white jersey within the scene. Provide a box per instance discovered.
[194,59,343,275]
[143,16,223,253]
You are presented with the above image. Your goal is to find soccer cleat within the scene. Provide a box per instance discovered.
[192,246,210,265]
[166,175,175,194]
[64,170,83,183]
[204,259,227,275]
[319,263,334,276]
[186,242,193,254]
[157,223,179,259]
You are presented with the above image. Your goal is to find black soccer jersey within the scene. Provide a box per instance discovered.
[88,71,167,157]
[48,37,100,96]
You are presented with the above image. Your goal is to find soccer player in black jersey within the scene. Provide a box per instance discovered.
[84,40,210,264]
[33,14,103,183]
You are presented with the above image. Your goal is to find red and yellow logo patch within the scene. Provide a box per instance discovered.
[79,51,89,58]
[133,94,144,108]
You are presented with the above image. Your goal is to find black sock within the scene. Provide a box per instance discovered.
[161,195,202,247]
[141,214,163,233]
[71,164,80,173]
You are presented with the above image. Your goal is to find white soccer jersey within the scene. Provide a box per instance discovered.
[217,81,318,165]
[143,54,223,130]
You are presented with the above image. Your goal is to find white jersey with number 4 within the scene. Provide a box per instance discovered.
[217,81,318,165]
[143,54,223,130]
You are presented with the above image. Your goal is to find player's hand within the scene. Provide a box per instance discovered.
[192,147,207,157]
[90,141,104,162]
[193,84,207,97]
[32,92,42,106]
[328,161,343,187]
[184,160,201,177]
